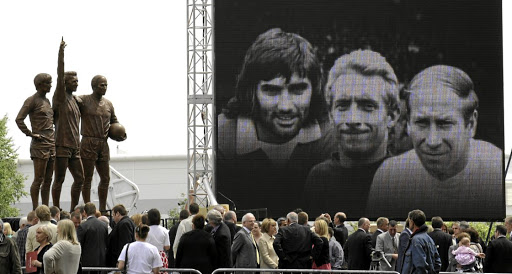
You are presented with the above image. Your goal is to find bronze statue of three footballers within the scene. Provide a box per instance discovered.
[17,38,126,212]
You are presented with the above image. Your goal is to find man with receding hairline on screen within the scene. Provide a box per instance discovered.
[303,49,399,217]
[217,28,331,216]
[366,65,503,219]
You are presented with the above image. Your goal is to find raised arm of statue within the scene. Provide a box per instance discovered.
[53,37,66,107]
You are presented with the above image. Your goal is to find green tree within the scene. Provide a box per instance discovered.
[445,221,499,242]
[0,115,27,217]
[167,193,187,228]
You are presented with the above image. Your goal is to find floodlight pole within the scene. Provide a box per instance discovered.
[187,0,215,209]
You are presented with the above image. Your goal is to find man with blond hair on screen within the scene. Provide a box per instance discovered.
[303,49,399,217]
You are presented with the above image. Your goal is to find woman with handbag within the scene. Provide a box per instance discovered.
[312,219,331,270]
[118,224,162,274]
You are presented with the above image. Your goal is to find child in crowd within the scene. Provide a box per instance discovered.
[451,237,485,272]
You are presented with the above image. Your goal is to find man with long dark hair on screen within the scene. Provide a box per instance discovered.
[303,49,399,217]
[366,65,503,219]
[217,28,331,216]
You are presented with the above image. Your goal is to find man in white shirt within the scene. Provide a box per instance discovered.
[145,208,170,268]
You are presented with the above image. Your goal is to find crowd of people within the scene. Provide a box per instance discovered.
[2,203,512,273]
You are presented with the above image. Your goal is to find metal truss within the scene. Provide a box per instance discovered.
[187,0,215,208]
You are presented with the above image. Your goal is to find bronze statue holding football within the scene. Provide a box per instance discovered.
[77,74,126,213]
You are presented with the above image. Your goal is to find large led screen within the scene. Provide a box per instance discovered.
[214,0,504,220]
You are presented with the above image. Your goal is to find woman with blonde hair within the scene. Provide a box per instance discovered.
[31,225,53,273]
[312,219,331,269]
[3,222,14,238]
[258,218,279,273]
[131,213,143,226]
[43,219,81,274]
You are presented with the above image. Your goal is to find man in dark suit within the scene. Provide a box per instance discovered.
[371,217,389,248]
[344,217,372,270]
[77,202,108,273]
[232,213,259,270]
[207,209,232,268]
[175,215,218,274]
[168,209,189,267]
[273,212,323,270]
[50,206,60,225]
[484,225,512,273]
[396,217,412,273]
[428,216,452,271]
[224,210,241,242]
[332,212,348,247]
[204,205,226,233]
[106,204,135,267]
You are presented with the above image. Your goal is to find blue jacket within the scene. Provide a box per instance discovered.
[401,225,441,274]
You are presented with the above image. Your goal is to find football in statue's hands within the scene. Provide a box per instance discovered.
[109,123,127,141]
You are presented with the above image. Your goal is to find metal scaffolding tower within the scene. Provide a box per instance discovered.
[187,0,215,208]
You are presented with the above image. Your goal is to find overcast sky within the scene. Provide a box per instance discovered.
[0,1,510,159]
[0,1,186,158]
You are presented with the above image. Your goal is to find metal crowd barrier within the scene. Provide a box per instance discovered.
[20,266,508,274]
[213,270,510,274]
[21,266,202,274]
[213,270,506,274]
[213,268,399,274]
[82,267,202,274]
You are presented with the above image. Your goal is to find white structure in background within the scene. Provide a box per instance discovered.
[15,155,187,216]
[90,165,139,213]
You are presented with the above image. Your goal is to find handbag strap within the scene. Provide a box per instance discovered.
[124,243,131,273]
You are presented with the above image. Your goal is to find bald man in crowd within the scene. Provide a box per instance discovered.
[344,217,372,270]
[232,213,259,270]
[273,212,323,270]
[332,212,348,247]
